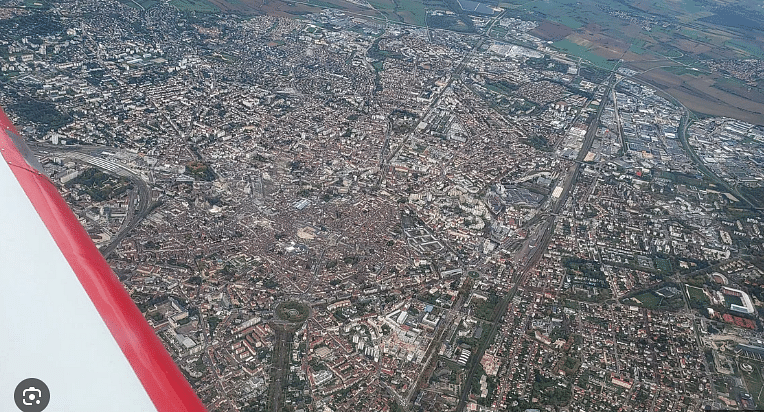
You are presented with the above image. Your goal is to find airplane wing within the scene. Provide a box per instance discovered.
[0,107,207,412]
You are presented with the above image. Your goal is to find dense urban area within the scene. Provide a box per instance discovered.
[2,0,764,411]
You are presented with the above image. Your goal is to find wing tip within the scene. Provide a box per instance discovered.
[0,106,20,136]
[0,106,208,412]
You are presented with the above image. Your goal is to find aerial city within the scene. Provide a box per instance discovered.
[2,0,764,409]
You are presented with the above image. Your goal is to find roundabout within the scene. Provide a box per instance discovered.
[274,299,310,324]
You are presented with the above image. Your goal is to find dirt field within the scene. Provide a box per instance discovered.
[674,38,713,54]
[570,31,628,59]
[714,80,764,105]
[532,20,573,41]
[637,68,764,124]
[538,4,764,124]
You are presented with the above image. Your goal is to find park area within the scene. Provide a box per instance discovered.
[276,300,310,323]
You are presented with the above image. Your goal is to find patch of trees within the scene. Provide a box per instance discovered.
[563,257,606,280]
[207,316,220,337]
[532,370,571,406]
[427,14,473,32]
[740,185,764,209]
[9,96,71,134]
[0,14,62,38]
[66,168,132,202]
[441,0,476,32]
[263,278,279,289]
[367,38,405,61]
[521,135,552,152]
[472,294,499,321]
[185,160,216,181]
[525,56,567,72]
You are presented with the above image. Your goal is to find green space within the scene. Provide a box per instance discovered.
[680,0,705,14]
[66,168,133,202]
[207,315,221,336]
[484,78,519,96]
[741,362,764,406]
[714,76,764,105]
[276,300,310,323]
[506,0,584,17]
[471,293,500,321]
[522,135,552,152]
[723,293,744,308]
[655,258,672,274]
[740,186,764,208]
[625,286,685,311]
[551,14,582,30]
[565,287,612,303]
[630,291,661,308]
[686,284,710,309]
[648,45,683,59]
[306,0,347,9]
[552,39,616,70]
[397,0,427,26]
[660,171,710,189]
[629,39,647,55]
[662,65,704,77]
[679,27,706,41]
[561,355,581,375]
[532,369,571,406]
[367,0,395,11]
[8,95,71,135]
[724,39,764,59]
[185,160,216,181]
[171,0,219,12]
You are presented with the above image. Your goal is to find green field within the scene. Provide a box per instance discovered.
[741,362,764,406]
[662,65,705,77]
[724,39,764,59]
[680,0,705,14]
[364,0,427,26]
[631,292,661,309]
[307,0,348,9]
[171,0,220,12]
[367,0,395,10]
[724,293,744,308]
[655,258,672,274]
[629,39,647,55]
[551,14,582,30]
[398,0,426,26]
[508,0,587,16]
[627,287,685,311]
[686,285,709,309]
[552,39,617,70]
